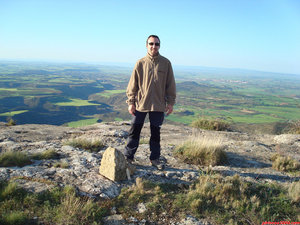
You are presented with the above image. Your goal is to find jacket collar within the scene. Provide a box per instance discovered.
[146,53,160,61]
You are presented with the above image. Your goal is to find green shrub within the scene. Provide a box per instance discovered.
[0,151,32,167]
[271,154,300,172]
[174,136,227,166]
[191,117,230,131]
[64,138,104,153]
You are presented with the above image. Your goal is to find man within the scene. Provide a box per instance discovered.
[124,34,176,170]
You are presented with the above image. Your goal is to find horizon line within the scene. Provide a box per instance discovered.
[0,58,299,76]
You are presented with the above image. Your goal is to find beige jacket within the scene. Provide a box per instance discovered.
[126,53,176,112]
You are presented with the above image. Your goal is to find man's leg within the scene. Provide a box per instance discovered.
[124,111,147,160]
[148,111,164,160]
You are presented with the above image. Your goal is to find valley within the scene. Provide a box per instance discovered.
[0,61,299,133]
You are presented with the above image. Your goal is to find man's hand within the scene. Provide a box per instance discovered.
[165,104,173,115]
[128,104,136,116]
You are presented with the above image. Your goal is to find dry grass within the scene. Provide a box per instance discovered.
[53,160,69,168]
[139,138,149,144]
[0,151,32,167]
[0,149,61,168]
[174,135,227,166]
[0,182,109,224]
[31,149,60,160]
[287,120,300,134]
[288,181,300,203]
[6,118,16,126]
[64,138,105,153]
[271,154,300,172]
[116,175,299,224]
[177,174,299,224]
[53,188,98,224]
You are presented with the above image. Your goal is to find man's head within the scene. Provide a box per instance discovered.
[146,35,160,56]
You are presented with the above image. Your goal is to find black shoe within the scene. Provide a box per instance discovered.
[151,159,165,170]
[126,158,134,165]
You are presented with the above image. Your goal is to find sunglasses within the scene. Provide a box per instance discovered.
[148,42,160,46]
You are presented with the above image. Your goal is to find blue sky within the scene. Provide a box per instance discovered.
[0,0,300,74]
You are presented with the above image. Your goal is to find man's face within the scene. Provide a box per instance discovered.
[146,37,160,56]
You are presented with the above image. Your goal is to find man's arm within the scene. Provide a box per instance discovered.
[126,62,139,115]
[165,62,176,115]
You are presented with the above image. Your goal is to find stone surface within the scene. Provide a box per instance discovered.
[99,147,127,181]
[0,121,299,200]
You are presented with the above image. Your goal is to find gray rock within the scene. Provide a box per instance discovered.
[178,215,212,225]
[102,214,126,225]
[137,202,147,213]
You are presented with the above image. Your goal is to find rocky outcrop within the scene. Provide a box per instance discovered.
[1,122,299,192]
[0,121,299,223]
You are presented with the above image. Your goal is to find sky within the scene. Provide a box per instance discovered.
[0,0,300,75]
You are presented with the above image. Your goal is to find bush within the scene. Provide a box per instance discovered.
[271,154,300,172]
[0,151,32,167]
[64,138,104,153]
[174,136,227,166]
[191,117,230,131]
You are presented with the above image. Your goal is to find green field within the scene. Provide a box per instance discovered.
[66,118,99,127]
[0,110,28,117]
[0,61,299,131]
[54,98,100,106]
[96,89,126,98]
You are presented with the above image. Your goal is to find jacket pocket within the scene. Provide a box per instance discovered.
[156,70,167,82]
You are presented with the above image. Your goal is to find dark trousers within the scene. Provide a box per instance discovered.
[124,111,164,160]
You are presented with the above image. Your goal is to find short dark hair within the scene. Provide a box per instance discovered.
[146,35,160,44]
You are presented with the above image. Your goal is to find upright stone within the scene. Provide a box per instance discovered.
[99,147,127,181]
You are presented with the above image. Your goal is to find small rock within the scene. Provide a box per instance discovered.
[179,215,212,225]
[166,172,177,178]
[102,214,126,225]
[137,202,147,213]
[99,147,127,181]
